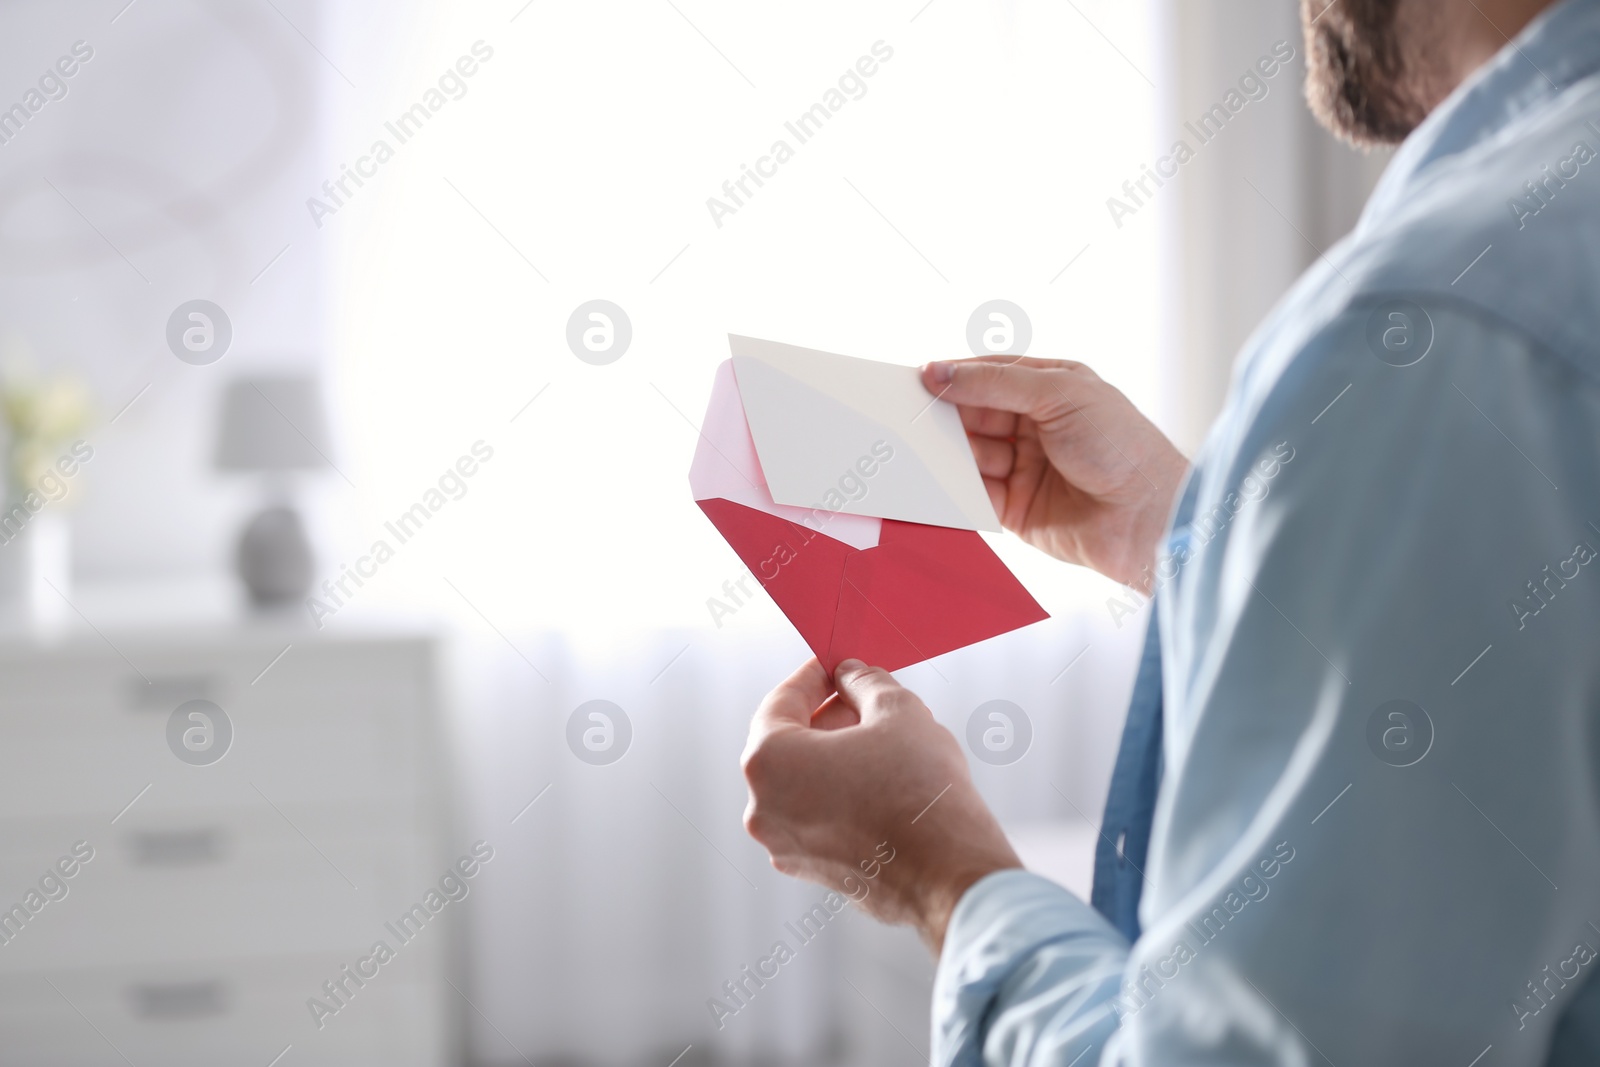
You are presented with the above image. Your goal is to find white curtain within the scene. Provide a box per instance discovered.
[1156,0,1392,451]
[314,0,1402,1061]
[429,6,1398,1062]
[446,614,1142,1066]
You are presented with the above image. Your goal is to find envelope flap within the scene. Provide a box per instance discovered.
[825,520,1049,672]
[729,336,1001,531]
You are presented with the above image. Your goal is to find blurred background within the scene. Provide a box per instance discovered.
[0,0,1387,1063]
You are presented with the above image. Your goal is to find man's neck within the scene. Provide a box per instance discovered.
[1405,0,1561,110]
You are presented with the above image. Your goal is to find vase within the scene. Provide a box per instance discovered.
[0,508,72,626]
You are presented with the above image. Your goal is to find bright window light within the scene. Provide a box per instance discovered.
[326,0,1162,632]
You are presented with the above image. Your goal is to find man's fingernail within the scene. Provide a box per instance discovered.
[836,658,866,675]
[926,361,954,384]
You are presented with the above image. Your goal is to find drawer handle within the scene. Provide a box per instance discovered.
[128,828,225,866]
[128,979,229,1020]
[125,675,216,711]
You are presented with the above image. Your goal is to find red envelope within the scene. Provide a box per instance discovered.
[690,344,1047,673]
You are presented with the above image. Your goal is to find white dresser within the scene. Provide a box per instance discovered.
[0,618,457,1066]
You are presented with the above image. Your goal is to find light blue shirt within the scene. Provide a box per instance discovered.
[934,0,1600,1063]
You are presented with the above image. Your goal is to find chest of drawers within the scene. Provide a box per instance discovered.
[0,625,456,1066]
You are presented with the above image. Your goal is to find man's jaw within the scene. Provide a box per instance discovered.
[1302,0,1430,148]
[1302,0,1561,149]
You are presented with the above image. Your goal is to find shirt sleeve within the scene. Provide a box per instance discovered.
[933,302,1600,1066]
[933,870,1127,1066]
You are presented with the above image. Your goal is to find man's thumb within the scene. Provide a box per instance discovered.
[833,659,901,722]
[922,358,1066,419]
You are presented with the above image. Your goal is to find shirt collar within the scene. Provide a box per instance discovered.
[1360,0,1600,228]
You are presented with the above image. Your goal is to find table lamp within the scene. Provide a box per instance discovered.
[214,376,331,608]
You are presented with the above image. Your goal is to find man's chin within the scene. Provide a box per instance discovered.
[1301,0,1427,148]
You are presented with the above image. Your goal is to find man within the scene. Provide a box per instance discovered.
[739,0,1600,1062]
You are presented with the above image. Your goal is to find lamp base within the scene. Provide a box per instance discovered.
[235,505,313,608]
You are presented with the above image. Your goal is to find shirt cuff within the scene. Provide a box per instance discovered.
[933,869,1129,1067]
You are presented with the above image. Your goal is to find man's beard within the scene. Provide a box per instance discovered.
[1302,0,1430,147]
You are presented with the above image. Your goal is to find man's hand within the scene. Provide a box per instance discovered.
[924,356,1187,592]
[742,658,1021,952]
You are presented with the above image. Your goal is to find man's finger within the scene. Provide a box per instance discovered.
[981,474,1008,521]
[967,353,1090,372]
[810,693,860,731]
[968,434,1015,479]
[921,358,1079,421]
[958,403,1018,439]
[832,658,909,724]
[751,658,832,741]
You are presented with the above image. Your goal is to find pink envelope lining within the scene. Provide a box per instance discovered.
[688,360,880,551]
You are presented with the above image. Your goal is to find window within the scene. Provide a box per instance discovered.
[328,0,1163,630]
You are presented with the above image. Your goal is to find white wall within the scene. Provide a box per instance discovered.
[0,0,343,582]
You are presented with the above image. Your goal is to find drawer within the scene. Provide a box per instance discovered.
[0,952,448,1067]
[0,808,455,971]
[0,638,432,720]
[0,639,441,819]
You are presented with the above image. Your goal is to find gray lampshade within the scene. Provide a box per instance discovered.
[215,377,332,473]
